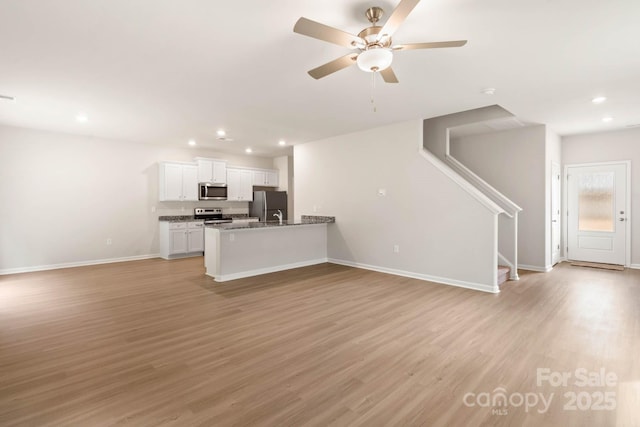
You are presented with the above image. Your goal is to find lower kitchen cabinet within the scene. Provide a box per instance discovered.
[159,221,204,259]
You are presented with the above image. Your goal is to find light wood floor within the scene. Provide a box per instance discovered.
[1,259,638,426]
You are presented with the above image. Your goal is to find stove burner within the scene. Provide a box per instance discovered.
[195,207,232,224]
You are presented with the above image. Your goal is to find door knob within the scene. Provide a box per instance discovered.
[619,218,625,221]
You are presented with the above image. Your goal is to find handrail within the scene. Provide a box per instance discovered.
[445,154,522,217]
[419,147,505,216]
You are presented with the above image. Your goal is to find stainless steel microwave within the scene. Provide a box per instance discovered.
[199,182,227,200]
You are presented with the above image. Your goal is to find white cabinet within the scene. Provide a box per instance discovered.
[187,224,204,252]
[159,162,198,201]
[252,169,279,187]
[227,168,253,201]
[159,221,204,259]
[196,158,227,184]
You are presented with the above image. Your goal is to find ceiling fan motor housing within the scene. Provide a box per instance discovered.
[357,26,392,48]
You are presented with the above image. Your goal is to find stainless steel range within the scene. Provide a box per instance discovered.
[194,208,233,225]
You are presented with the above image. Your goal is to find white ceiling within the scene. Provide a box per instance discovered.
[1,0,639,157]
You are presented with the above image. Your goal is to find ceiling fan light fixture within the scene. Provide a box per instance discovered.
[357,48,393,72]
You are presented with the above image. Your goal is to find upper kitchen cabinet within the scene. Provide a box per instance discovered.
[196,158,227,184]
[227,168,253,201]
[252,169,279,187]
[159,162,198,201]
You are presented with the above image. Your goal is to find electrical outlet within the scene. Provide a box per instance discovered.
[106,238,112,245]
[393,244,399,253]
[151,206,156,213]
[313,205,318,213]
[229,233,235,242]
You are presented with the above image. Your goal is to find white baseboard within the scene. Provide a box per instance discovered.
[328,258,499,294]
[209,258,329,282]
[518,264,553,273]
[0,254,161,276]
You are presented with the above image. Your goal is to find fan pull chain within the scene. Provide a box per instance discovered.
[370,70,377,113]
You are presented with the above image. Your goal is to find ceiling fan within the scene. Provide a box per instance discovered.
[293,0,467,83]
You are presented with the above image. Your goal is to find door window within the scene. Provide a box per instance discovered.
[578,172,614,232]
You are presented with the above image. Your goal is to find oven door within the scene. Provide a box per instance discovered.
[199,183,227,200]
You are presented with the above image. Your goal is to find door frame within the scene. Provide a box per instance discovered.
[563,160,631,267]
[551,161,561,266]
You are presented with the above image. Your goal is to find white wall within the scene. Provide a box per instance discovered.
[450,125,548,269]
[562,127,640,267]
[294,120,499,292]
[0,124,273,273]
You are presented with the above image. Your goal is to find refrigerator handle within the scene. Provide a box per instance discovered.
[264,195,267,221]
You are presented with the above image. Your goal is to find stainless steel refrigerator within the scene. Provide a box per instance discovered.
[249,191,288,222]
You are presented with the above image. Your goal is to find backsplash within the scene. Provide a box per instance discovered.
[155,201,249,217]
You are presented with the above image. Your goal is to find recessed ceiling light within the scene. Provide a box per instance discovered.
[0,94,16,102]
[216,130,226,137]
[481,87,496,95]
[278,140,286,146]
[188,140,196,146]
[76,114,88,123]
[245,148,252,154]
[602,116,613,123]
[592,96,607,104]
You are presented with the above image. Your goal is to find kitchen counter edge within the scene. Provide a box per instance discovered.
[158,214,256,223]
[206,216,335,231]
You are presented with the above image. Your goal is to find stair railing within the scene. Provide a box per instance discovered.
[445,154,521,280]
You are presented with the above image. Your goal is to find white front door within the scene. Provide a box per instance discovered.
[551,162,561,266]
[567,163,628,265]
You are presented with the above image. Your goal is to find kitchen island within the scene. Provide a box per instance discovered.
[204,216,335,282]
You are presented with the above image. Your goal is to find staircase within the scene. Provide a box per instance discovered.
[498,265,511,287]
[422,105,523,291]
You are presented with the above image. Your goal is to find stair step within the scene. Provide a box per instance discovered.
[498,265,510,286]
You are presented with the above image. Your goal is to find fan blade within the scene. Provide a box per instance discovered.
[380,67,399,83]
[393,40,468,50]
[308,53,358,79]
[294,17,361,48]
[378,0,421,40]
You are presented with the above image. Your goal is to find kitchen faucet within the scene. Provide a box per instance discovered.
[273,209,283,225]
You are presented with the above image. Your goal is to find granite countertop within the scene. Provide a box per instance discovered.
[158,215,199,222]
[158,214,255,222]
[206,216,335,231]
